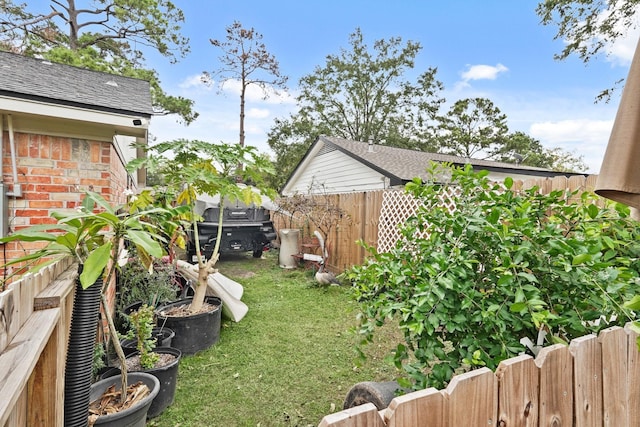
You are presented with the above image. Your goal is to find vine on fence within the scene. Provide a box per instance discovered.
[347,163,640,389]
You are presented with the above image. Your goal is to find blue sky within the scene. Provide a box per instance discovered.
[143,1,639,173]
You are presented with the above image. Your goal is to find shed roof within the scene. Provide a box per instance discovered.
[0,50,153,117]
[282,136,588,194]
[320,136,581,181]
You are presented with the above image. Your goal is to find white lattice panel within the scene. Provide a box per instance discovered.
[377,187,458,253]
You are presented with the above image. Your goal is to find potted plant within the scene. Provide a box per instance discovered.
[101,303,182,418]
[128,139,275,354]
[115,258,180,336]
[0,191,168,425]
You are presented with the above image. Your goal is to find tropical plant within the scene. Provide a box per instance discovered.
[346,163,640,389]
[0,191,169,406]
[128,139,276,313]
[115,259,180,333]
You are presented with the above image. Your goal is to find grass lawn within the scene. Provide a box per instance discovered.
[148,250,401,427]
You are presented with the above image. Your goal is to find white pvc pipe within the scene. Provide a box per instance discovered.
[7,115,21,197]
[0,114,3,184]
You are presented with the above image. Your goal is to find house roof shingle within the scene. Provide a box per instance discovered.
[0,50,153,116]
[321,136,579,181]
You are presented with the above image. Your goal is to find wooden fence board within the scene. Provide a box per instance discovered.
[625,324,640,427]
[318,402,386,427]
[535,344,573,426]
[0,288,16,353]
[33,263,77,311]
[444,367,496,426]
[27,321,63,426]
[385,388,444,427]
[0,308,60,426]
[570,334,603,427]
[598,326,629,426]
[496,354,539,427]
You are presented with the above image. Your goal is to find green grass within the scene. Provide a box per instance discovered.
[148,251,401,427]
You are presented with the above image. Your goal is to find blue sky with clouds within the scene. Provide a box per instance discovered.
[145,1,639,173]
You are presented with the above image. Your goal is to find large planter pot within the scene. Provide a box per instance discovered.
[120,326,175,356]
[278,228,300,269]
[100,347,182,419]
[89,371,160,426]
[155,296,222,355]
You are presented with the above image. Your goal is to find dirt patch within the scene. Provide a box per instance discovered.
[124,352,178,372]
[158,300,218,317]
[234,271,256,279]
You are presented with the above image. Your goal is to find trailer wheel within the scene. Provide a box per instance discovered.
[252,249,263,258]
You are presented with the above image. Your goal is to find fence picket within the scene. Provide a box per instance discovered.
[318,402,386,427]
[625,324,640,427]
[444,367,497,426]
[384,388,444,427]
[598,326,629,426]
[535,344,573,426]
[496,354,539,427]
[569,334,603,427]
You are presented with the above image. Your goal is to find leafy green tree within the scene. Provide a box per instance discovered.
[347,163,640,389]
[0,0,197,123]
[438,99,587,171]
[437,97,509,159]
[268,28,445,189]
[537,0,639,102]
[204,20,288,148]
[498,131,588,172]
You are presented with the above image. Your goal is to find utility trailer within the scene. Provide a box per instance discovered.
[187,198,277,261]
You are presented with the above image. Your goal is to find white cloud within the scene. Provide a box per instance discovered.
[529,119,614,173]
[148,77,298,154]
[178,74,212,90]
[455,63,509,90]
[216,79,296,104]
[247,108,270,119]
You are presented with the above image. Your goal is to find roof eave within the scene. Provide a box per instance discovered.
[0,95,150,138]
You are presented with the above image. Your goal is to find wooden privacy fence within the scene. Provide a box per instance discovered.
[0,257,76,427]
[273,174,600,272]
[319,324,640,427]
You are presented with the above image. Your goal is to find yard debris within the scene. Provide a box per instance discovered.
[88,381,150,425]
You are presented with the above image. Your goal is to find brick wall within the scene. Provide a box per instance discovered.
[0,130,133,341]
[0,131,130,283]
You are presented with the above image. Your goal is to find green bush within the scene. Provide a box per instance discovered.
[347,164,640,389]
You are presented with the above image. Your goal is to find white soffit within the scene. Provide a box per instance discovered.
[0,96,149,138]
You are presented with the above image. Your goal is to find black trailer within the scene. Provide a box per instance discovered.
[187,199,277,261]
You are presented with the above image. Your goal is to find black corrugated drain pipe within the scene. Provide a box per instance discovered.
[63,267,102,427]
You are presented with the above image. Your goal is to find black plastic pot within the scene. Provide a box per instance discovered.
[100,347,182,418]
[155,296,222,355]
[120,326,175,356]
[90,371,159,426]
[64,273,102,427]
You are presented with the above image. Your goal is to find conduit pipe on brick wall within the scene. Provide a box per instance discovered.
[0,114,2,180]
[6,115,21,197]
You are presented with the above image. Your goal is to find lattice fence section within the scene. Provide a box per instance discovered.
[377,188,458,253]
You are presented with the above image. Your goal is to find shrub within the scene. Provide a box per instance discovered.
[347,164,640,389]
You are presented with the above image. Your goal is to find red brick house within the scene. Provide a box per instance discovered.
[0,51,153,266]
